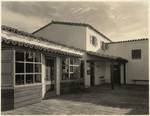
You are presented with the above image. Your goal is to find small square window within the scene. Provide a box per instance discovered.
[101,41,105,50]
[90,35,98,46]
[132,49,141,59]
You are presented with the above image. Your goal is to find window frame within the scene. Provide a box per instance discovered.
[132,49,141,60]
[14,50,42,87]
[90,35,98,46]
[61,58,81,81]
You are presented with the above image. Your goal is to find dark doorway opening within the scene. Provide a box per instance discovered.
[114,65,120,84]
[45,57,56,98]
[80,61,85,78]
[90,62,95,86]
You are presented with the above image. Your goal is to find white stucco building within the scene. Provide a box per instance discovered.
[1,21,149,110]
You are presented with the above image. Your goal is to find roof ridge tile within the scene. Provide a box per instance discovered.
[32,20,112,42]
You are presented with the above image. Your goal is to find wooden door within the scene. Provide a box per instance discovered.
[114,65,120,84]
[90,62,95,86]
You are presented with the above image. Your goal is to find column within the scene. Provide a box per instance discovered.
[56,57,60,95]
[111,60,114,90]
[41,54,46,98]
[119,63,121,86]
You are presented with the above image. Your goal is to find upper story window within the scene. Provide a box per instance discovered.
[132,49,141,59]
[100,41,108,50]
[90,35,98,46]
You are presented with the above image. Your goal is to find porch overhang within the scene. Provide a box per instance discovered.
[1,37,82,58]
[86,51,128,63]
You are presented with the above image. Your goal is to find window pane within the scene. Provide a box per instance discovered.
[70,58,73,65]
[74,73,78,79]
[35,53,41,62]
[132,50,141,59]
[26,74,33,84]
[35,74,41,83]
[70,66,73,72]
[70,73,74,80]
[73,66,79,73]
[62,58,68,65]
[26,63,33,73]
[16,51,24,61]
[35,64,41,73]
[62,66,68,73]
[26,52,34,62]
[74,59,80,65]
[15,75,24,85]
[16,63,24,73]
[62,73,69,80]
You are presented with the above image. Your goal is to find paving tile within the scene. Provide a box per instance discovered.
[1,84,149,115]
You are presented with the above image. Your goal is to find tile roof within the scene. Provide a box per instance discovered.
[1,25,86,52]
[32,20,112,42]
[1,37,82,58]
[86,51,128,62]
[108,38,148,44]
[1,25,128,62]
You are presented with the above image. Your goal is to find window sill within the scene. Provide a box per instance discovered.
[61,78,84,83]
[14,83,42,88]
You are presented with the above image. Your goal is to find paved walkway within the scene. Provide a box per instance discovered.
[2,84,149,115]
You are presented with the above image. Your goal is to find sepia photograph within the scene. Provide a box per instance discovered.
[1,0,149,115]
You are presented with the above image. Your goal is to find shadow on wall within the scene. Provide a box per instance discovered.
[48,84,149,115]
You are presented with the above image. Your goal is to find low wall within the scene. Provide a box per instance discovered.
[14,84,42,109]
[60,79,84,94]
[1,88,14,111]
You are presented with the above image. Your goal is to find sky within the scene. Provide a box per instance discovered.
[1,1,149,42]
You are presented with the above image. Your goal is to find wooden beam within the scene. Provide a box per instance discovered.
[124,63,126,84]
[111,60,114,90]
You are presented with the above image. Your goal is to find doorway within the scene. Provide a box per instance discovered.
[90,62,95,86]
[44,57,56,98]
[80,61,85,78]
[114,65,120,84]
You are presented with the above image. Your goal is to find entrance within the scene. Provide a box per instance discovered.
[80,61,85,78]
[45,57,56,98]
[90,62,95,86]
[114,65,120,84]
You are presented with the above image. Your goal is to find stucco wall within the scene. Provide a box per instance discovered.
[84,62,91,87]
[94,62,106,85]
[86,28,110,52]
[106,40,149,84]
[105,61,111,83]
[34,24,87,50]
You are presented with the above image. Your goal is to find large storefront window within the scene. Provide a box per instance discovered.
[61,58,81,81]
[15,50,41,86]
